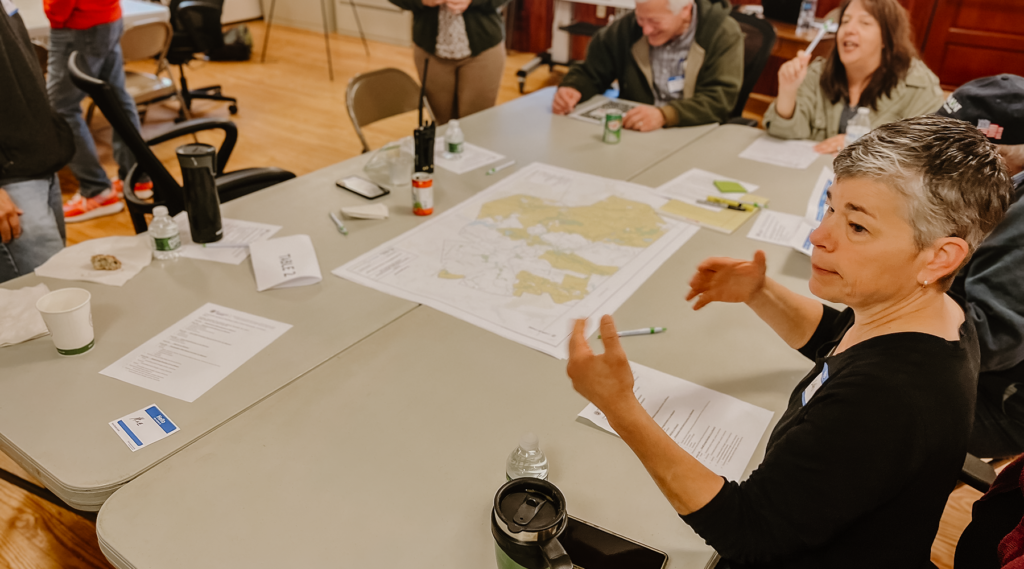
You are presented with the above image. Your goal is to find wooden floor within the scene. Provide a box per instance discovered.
[1,20,983,569]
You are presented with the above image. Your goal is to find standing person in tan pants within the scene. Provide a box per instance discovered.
[389,0,509,125]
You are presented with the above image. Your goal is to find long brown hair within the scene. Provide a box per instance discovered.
[820,0,919,110]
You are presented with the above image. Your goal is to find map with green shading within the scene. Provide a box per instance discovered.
[438,192,669,305]
[334,163,699,359]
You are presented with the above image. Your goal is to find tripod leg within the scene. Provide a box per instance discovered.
[260,0,277,63]
[321,0,334,81]
[350,2,370,57]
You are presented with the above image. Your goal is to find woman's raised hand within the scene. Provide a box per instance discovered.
[686,250,768,310]
[778,50,812,95]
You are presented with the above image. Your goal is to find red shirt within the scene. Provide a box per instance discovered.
[45,0,121,30]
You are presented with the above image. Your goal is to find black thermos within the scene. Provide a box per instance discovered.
[176,143,223,243]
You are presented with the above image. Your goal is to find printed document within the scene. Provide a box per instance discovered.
[739,136,820,170]
[578,362,775,481]
[174,213,281,264]
[100,303,292,402]
[746,166,833,255]
[332,163,699,359]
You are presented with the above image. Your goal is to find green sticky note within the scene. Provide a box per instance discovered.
[714,180,747,193]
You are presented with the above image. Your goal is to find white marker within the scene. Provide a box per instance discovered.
[486,160,516,176]
[598,327,667,339]
[806,18,834,54]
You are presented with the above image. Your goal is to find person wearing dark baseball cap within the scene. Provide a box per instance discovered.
[937,73,1024,458]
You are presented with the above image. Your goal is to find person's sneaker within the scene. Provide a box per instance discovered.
[112,178,154,200]
[63,188,125,223]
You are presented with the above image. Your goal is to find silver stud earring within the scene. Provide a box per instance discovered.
[923,280,930,287]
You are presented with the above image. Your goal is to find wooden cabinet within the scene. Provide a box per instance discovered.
[920,0,1024,88]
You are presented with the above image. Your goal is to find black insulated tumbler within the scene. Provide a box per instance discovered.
[176,143,223,244]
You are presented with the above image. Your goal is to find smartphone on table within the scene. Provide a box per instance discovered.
[336,176,389,200]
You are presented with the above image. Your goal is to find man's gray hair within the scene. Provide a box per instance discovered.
[634,0,693,15]
[834,115,1014,283]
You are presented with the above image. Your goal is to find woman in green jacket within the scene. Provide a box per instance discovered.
[763,0,945,153]
[389,0,510,125]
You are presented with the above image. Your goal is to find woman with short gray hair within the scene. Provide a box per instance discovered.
[566,115,1013,566]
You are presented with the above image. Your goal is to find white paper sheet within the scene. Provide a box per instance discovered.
[739,136,821,170]
[568,98,642,125]
[174,213,282,265]
[100,303,292,402]
[746,166,833,256]
[578,362,774,481]
[746,210,808,246]
[34,235,152,286]
[433,139,504,175]
[332,163,699,359]
[653,168,759,209]
[249,234,322,292]
[341,203,389,220]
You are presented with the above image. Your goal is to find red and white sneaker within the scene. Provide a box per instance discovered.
[112,178,154,200]
[63,187,125,223]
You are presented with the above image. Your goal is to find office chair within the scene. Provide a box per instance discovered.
[727,10,777,126]
[346,68,435,153]
[168,0,238,116]
[68,51,296,234]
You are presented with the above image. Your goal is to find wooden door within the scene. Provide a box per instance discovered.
[921,0,1024,88]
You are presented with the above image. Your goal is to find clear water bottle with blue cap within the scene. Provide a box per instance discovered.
[797,0,817,34]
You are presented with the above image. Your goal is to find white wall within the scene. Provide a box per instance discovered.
[335,0,412,46]
[260,0,336,33]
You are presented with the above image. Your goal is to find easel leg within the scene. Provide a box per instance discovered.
[350,2,370,56]
[260,0,277,63]
[321,0,335,81]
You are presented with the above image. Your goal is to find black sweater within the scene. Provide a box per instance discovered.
[682,305,978,568]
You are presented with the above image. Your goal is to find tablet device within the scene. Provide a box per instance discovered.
[561,516,668,569]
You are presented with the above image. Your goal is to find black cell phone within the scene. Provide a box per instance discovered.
[561,516,668,569]
[336,176,389,200]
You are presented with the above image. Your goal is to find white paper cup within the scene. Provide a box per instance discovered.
[36,288,94,356]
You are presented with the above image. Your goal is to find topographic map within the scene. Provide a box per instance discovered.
[332,163,699,358]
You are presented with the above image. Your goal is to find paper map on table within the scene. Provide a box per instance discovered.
[569,98,642,125]
[579,362,774,481]
[332,163,699,359]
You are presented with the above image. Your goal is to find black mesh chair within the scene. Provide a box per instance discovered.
[727,10,777,125]
[168,0,238,115]
[67,51,295,234]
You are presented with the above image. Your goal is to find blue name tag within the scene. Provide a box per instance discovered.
[801,362,830,406]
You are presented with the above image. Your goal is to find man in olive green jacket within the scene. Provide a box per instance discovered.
[552,0,743,131]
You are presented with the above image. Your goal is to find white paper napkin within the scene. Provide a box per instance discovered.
[34,235,152,286]
[340,204,389,220]
[249,234,322,292]
[0,283,51,347]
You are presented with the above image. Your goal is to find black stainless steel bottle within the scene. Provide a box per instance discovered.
[176,143,223,243]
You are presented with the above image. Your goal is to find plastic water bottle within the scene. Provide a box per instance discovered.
[796,0,817,34]
[506,433,549,480]
[443,119,464,160]
[845,107,872,147]
[149,205,182,260]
